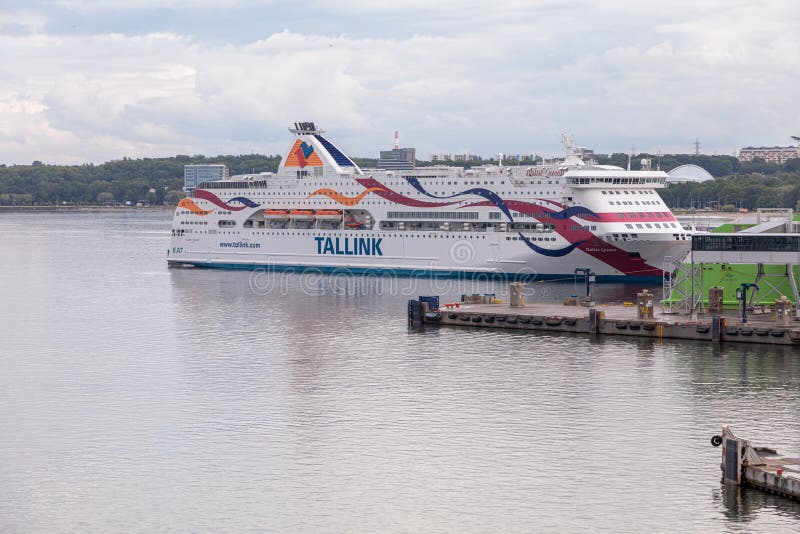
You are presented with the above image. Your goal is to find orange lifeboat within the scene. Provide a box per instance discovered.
[289,209,315,221]
[315,209,342,222]
[264,209,290,220]
[345,215,363,229]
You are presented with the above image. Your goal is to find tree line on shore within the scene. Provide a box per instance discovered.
[1,153,798,211]
[0,154,282,207]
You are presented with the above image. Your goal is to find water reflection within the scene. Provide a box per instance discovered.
[716,482,800,524]
[1,211,799,532]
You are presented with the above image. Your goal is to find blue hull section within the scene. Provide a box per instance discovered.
[168,260,662,284]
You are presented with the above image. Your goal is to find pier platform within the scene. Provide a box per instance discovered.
[715,426,800,501]
[409,298,800,346]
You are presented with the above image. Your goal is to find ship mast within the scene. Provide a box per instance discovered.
[561,133,584,166]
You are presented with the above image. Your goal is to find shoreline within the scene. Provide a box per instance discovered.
[0,205,174,213]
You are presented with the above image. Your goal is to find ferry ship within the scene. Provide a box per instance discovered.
[168,122,691,281]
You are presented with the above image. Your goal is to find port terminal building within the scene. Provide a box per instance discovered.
[184,164,229,192]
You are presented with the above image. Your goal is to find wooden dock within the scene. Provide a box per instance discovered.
[715,426,800,501]
[409,298,800,346]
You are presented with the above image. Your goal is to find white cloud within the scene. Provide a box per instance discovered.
[0,1,798,164]
[53,0,249,11]
[0,11,47,33]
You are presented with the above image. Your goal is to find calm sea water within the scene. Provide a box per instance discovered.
[1,210,799,533]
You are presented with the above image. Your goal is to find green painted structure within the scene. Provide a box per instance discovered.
[663,263,800,307]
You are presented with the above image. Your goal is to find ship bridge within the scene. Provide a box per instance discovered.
[564,170,668,187]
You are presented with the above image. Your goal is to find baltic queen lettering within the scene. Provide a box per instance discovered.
[525,168,566,177]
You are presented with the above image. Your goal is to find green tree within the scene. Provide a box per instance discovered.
[165,190,187,204]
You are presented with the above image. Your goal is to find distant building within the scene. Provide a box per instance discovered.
[499,153,535,162]
[666,164,714,183]
[430,153,481,162]
[378,147,416,170]
[738,146,800,164]
[184,164,229,191]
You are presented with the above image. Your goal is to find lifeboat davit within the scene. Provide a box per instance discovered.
[315,209,343,222]
[264,209,290,220]
[289,209,315,221]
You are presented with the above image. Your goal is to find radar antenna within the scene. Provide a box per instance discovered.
[561,133,576,155]
[288,122,324,134]
[627,146,635,171]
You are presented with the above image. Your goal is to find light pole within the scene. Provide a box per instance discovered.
[574,268,595,299]
[737,283,759,323]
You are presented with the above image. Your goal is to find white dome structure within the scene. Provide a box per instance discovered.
[666,164,714,183]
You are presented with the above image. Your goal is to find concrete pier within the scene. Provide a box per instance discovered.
[715,426,800,501]
[410,297,800,346]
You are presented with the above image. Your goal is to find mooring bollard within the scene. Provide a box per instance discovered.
[637,290,654,319]
[708,287,723,315]
[510,282,525,308]
[408,299,423,325]
[711,314,720,343]
[775,296,792,326]
[588,308,603,335]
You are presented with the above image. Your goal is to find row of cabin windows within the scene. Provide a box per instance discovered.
[386,211,479,219]
[623,222,679,230]
[601,190,657,195]
[381,222,556,231]
[175,225,554,239]
[575,177,663,185]
[617,212,672,220]
[609,199,662,206]
[177,230,237,234]
[199,174,630,194]
[179,210,231,215]
[239,232,491,239]
[180,213,574,226]
[201,190,585,199]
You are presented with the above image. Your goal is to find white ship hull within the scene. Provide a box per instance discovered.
[168,124,691,282]
[170,228,688,281]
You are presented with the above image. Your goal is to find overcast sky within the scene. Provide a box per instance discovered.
[1,0,798,164]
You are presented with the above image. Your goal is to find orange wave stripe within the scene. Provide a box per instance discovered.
[307,187,384,206]
[178,197,213,215]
